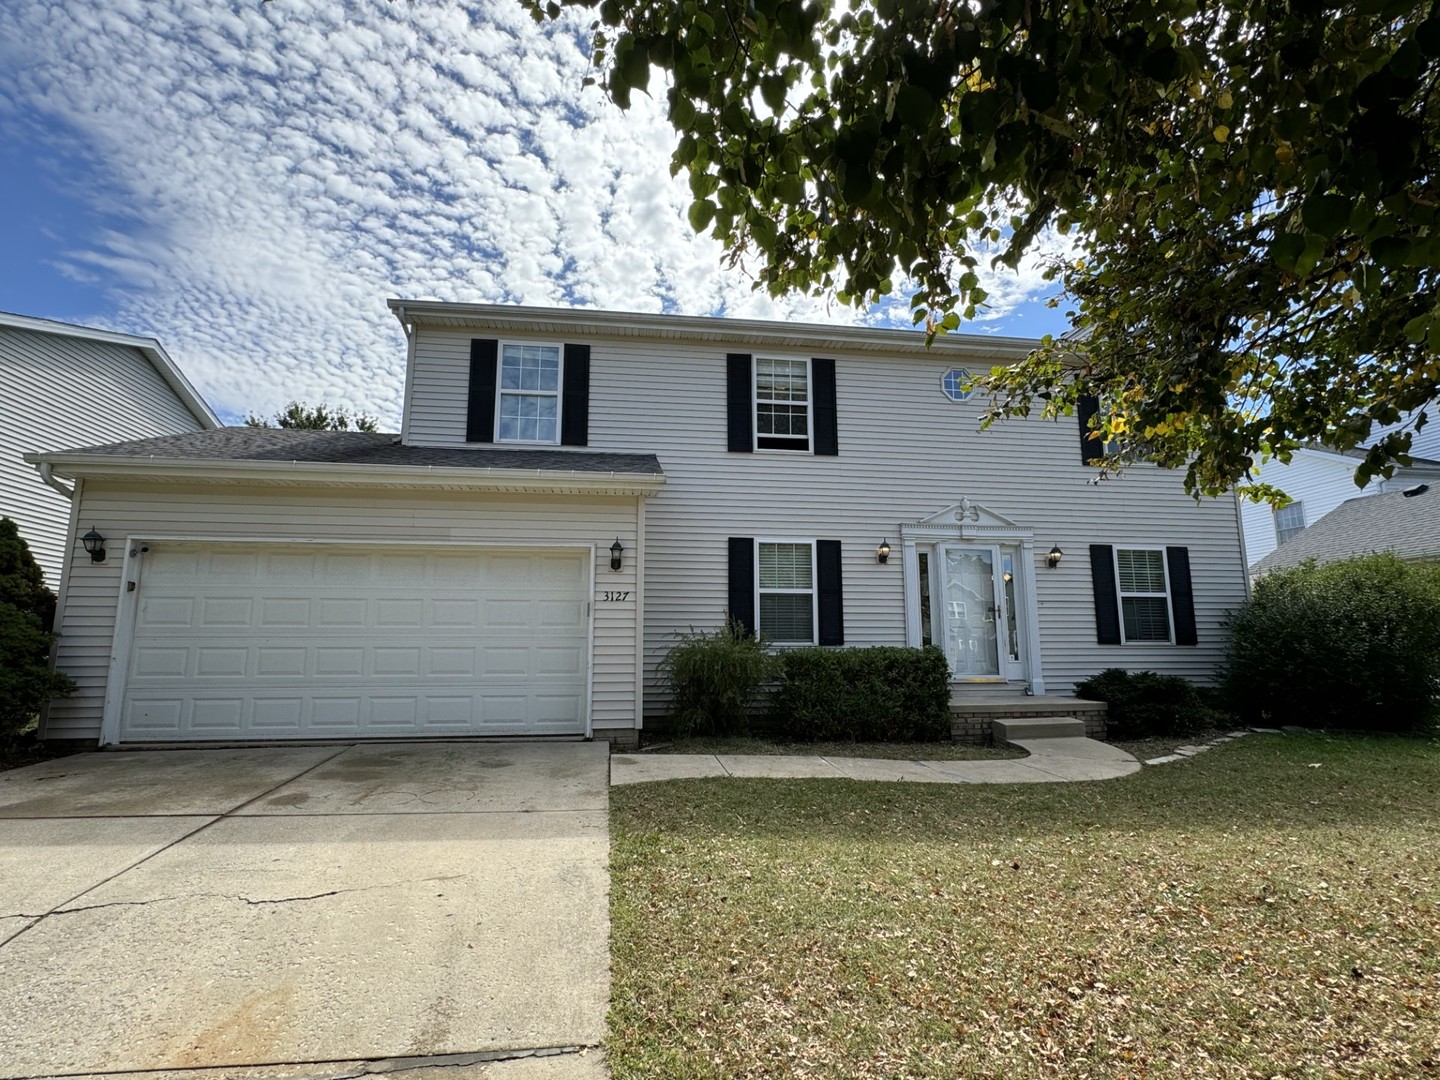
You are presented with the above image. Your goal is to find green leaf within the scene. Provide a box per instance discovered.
[1301,193,1352,240]
[688,199,716,232]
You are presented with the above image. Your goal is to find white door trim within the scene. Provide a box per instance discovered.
[101,537,598,746]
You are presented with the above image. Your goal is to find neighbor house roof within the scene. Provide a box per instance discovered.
[0,311,220,429]
[26,428,665,497]
[1253,484,1440,574]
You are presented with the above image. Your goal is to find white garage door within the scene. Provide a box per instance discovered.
[119,543,591,741]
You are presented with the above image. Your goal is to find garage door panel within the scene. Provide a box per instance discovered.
[120,544,592,741]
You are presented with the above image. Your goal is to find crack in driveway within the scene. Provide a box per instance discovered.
[3,874,471,926]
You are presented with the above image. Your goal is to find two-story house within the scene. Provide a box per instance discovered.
[28,302,1251,748]
[1,312,219,586]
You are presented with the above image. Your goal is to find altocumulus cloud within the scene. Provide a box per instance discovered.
[0,0,1065,425]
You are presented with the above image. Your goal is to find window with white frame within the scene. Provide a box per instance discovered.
[754,358,810,451]
[1273,501,1305,546]
[1115,548,1172,642]
[497,343,561,443]
[757,541,815,643]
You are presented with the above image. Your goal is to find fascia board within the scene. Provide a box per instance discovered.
[25,452,666,497]
[388,298,1043,362]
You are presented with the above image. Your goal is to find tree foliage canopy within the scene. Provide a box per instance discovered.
[528,0,1439,498]
[244,401,379,432]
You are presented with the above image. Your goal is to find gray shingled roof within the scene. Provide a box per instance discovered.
[48,427,663,475]
[1253,485,1440,574]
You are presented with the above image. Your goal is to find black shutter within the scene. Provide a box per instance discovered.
[1090,543,1122,645]
[726,353,753,452]
[812,358,838,456]
[1078,394,1103,463]
[816,539,844,645]
[1166,546,1198,645]
[727,537,756,636]
[466,339,499,443]
[561,343,590,446]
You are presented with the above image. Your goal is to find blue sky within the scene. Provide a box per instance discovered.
[0,1,1073,428]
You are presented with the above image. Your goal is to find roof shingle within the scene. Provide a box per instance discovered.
[1253,485,1440,573]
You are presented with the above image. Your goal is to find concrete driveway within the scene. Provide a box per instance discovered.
[0,742,610,1080]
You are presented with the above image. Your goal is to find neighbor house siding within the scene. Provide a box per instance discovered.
[0,326,207,585]
[406,326,1249,711]
[47,482,638,742]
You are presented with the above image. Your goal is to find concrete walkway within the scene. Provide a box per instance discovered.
[612,735,1141,786]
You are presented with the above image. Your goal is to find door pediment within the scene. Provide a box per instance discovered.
[902,499,1033,541]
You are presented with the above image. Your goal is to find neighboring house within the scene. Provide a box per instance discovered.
[1240,435,1440,570]
[27,303,1251,747]
[1,312,219,586]
[1252,483,1440,575]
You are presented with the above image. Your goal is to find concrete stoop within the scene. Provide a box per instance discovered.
[991,716,1087,744]
[951,697,1108,742]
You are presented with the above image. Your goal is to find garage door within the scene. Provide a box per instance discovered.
[119,543,591,741]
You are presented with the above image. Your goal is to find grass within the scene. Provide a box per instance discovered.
[608,731,1440,1078]
[636,734,1024,761]
[1109,728,1235,762]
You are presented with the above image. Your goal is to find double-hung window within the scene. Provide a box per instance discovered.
[757,541,816,643]
[1273,501,1305,546]
[1114,548,1172,642]
[497,343,561,444]
[754,358,810,451]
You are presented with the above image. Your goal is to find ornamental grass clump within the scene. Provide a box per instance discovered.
[1223,553,1440,732]
[657,617,777,737]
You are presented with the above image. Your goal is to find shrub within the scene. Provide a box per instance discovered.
[772,645,951,742]
[1223,554,1440,733]
[0,518,75,742]
[1074,668,1225,740]
[657,617,778,737]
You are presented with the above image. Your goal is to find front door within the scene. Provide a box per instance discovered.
[939,544,1004,679]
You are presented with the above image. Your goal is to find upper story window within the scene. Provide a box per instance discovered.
[497,343,561,444]
[754,358,810,452]
[1273,501,1305,546]
[1115,548,1172,643]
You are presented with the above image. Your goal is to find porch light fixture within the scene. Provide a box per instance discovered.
[876,539,891,565]
[81,528,107,563]
[1046,544,1064,569]
[609,538,624,572]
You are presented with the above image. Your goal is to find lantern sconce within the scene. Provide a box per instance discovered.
[81,527,107,563]
[1046,544,1064,569]
[609,538,624,572]
[876,539,891,565]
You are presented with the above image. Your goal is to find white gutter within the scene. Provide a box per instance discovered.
[24,451,667,497]
[35,462,74,500]
[386,298,1043,360]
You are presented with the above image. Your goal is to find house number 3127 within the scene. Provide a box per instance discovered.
[602,591,632,602]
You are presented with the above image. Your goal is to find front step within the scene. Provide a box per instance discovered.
[992,716,1087,744]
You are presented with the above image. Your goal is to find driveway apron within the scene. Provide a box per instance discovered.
[0,742,610,1079]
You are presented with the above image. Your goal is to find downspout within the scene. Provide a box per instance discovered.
[36,462,74,500]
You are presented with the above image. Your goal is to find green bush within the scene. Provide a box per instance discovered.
[0,518,75,742]
[658,617,778,737]
[771,645,951,742]
[1074,668,1225,740]
[1223,554,1440,732]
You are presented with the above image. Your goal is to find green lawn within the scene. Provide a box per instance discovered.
[608,732,1440,1078]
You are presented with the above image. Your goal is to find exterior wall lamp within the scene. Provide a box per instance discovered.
[1046,544,1064,569]
[876,539,891,564]
[81,528,108,563]
[609,538,624,572]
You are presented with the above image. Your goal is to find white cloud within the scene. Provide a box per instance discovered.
[0,0,1066,426]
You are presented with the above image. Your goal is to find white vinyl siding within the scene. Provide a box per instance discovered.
[1114,548,1172,643]
[396,324,1250,706]
[757,540,816,644]
[46,483,639,743]
[0,326,207,585]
